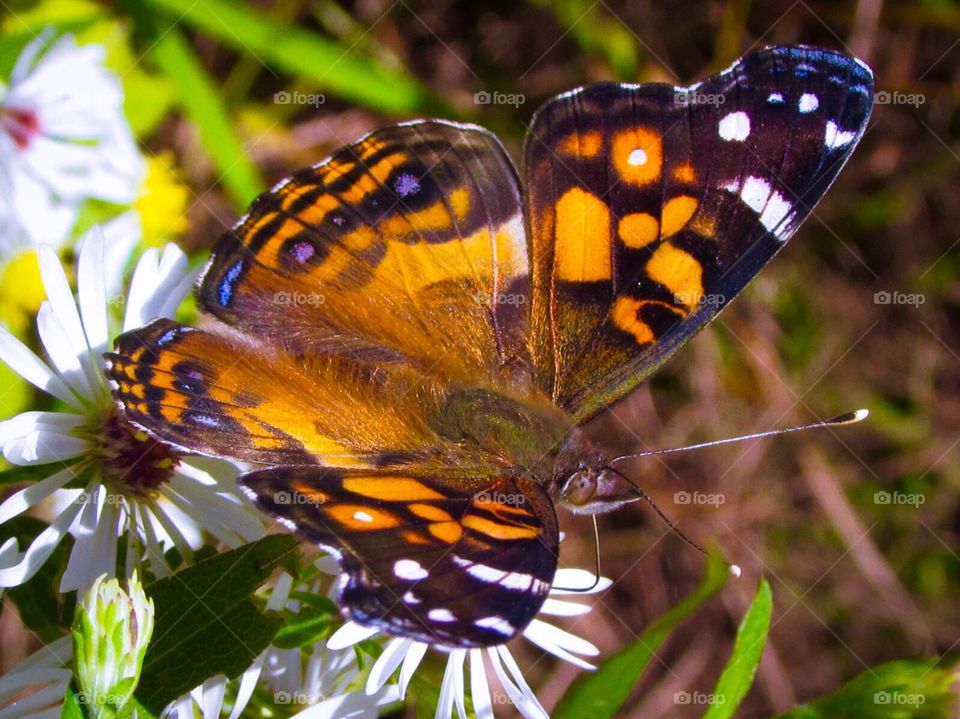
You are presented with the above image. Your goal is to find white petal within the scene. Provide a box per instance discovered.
[539,597,592,616]
[36,244,98,392]
[1,413,89,465]
[487,646,548,719]
[0,465,75,524]
[469,649,494,719]
[524,619,599,657]
[523,620,597,670]
[366,637,412,694]
[451,650,467,719]
[76,226,108,354]
[36,303,94,402]
[60,484,119,591]
[0,499,83,587]
[327,621,379,650]
[227,663,262,719]
[549,569,613,594]
[398,641,428,699]
[435,651,461,719]
[0,326,79,408]
[201,675,227,719]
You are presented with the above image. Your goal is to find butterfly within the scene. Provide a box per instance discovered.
[107,46,873,649]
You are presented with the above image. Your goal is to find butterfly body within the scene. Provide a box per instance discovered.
[108,46,873,648]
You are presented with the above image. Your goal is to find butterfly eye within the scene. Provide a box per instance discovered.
[559,470,597,508]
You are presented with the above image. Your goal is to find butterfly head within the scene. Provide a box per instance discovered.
[553,430,640,514]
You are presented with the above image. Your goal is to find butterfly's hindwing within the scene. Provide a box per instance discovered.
[524,46,874,420]
[240,468,559,647]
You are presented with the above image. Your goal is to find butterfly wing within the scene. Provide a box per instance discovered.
[199,120,532,386]
[106,318,477,469]
[524,46,874,421]
[240,467,559,647]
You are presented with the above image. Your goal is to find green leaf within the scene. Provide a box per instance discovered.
[0,460,83,486]
[125,0,264,209]
[272,593,338,649]
[552,555,730,719]
[777,659,959,719]
[702,578,772,719]
[61,684,85,719]
[147,0,440,116]
[133,535,298,714]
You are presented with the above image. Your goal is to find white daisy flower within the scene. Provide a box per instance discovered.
[0,29,145,252]
[328,566,611,719]
[0,225,265,592]
[165,564,400,719]
[0,635,72,719]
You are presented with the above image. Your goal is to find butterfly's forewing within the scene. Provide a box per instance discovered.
[240,468,559,647]
[524,46,874,421]
[199,121,532,385]
[106,319,473,468]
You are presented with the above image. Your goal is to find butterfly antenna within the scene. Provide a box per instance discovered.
[551,516,603,593]
[605,466,710,558]
[609,409,869,465]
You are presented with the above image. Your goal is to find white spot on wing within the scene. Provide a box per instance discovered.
[393,559,428,581]
[798,93,819,113]
[825,121,856,149]
[402,591,421,604]
[718,111,751,141]
[767,92,784,104]
[725,176,794,241]
[428,608,456,623]
[475,616,515,637]
[353,510,373,522]
[627,148,647,166]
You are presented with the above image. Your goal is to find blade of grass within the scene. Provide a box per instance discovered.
[147,0,442,116]
[702,578,772,719]
[552,555,731,719]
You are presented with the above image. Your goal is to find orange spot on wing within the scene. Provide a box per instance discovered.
[409,503,455,522]
[449,187,471,220]
[327,504,402,530]
[402,530,431,545]
[618,212,660,249]
[646,242,703,308]
[341,153,406,203]
[554,187,611,282]
[429,522,463,544]
[611,128,662,186]
[461,515,539,540]
[610,297,655,345]
[558,131,603,158]
[290,481,329,505]
[342,477,445,502]
[673,162,697,183]
[660,195,698,238]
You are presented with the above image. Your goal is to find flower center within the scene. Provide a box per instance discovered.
[96,408,178,497]
[0,105,41,150]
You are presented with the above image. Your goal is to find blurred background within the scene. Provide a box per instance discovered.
[1,0,958,716]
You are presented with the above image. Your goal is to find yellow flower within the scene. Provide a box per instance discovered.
[0,250,46,335]
[135,152,189,247]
